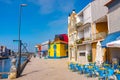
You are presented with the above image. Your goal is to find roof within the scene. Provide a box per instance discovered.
[77,3,91,16]
[51,40,68,44]
[105,0,114,6]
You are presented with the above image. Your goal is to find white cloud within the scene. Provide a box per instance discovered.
[28,0,75,28]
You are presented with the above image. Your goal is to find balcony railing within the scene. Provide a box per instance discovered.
[92,32,107,40]
[83,37,92,44]
[75,21,83,29]
[75,38,84,44]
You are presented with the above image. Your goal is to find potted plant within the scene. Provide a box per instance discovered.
[87,53,92,62]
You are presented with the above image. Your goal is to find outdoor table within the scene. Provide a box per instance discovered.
[103,64,111,69]
[99,67,106,71]
[99,68,107,74]
[88,66,93,69]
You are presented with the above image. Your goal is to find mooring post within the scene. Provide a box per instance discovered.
[8,57,17,79]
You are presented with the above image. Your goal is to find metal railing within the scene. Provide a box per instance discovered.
[76,21,83,27]
[92,32,107,40]
[75,38,84,44]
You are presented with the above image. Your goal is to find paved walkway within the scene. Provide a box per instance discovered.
[6,57,98,80]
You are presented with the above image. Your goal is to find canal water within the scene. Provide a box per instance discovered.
[0,57,27,79]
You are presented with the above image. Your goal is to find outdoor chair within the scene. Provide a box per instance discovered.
[75,63,79,71]
[116,73,120,80]
[106,68,115,80]
[92,66,100,77]
[76,64,84,74]
[83,64,89,74]
[98,67,108,80]
[117,66,120,71]
[115,70,120,80]
[86,66,95,77]
[69,62,77,71]
[113,64,119,70]
[89,62,96,66]
[103,63,111,69]
[98,68,114,80]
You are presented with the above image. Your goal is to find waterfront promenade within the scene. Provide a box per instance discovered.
[4,57,97,80]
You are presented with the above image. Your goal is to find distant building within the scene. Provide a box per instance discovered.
[48,34,68,58]
[35,44,41,57]
[0,46,11,58]
[41,41,49,58]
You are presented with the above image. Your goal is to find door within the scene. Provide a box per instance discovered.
[53,44,57,58]
[78,52,87,64]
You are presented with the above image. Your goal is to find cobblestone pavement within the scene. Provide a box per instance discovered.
[4,57,98,80]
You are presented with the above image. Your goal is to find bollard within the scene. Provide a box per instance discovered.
[8,57,17,79]
[0,74,2,79]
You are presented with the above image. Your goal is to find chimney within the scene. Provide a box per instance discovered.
[72,9,75,13]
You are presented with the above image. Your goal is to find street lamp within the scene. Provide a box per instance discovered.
[17,3,27,78]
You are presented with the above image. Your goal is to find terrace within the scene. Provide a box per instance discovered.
[68,62,120,80]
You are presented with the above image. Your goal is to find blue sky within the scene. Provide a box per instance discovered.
[0,0,91,52]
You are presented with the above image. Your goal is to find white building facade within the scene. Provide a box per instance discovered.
[70,0,109,64]
[68,10,78,62]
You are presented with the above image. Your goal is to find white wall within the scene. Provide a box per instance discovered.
[41,44,48,51]
[41,41,49,51]
[84,26,91,39]
[91,0,108,22]
[76,15,83,24]
[77,45,88,64]
[78,31,84,39]
[108,7,120,33]
[86,44,92,53]
[110,48,120,62]
[83,5,92,24]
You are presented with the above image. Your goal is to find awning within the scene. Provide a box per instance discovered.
[107,40,120,48]
[101,31,120,48]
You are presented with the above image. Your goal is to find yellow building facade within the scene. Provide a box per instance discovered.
[48,41,68,58]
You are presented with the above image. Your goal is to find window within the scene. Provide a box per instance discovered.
[79,53,85,56]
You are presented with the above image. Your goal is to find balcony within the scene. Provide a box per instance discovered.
[83,37,92,44]
[75,38,84,44]
[75,21,83,29]
[92,32,107,41]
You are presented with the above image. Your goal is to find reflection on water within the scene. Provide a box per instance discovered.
[0,59,11,78]
[0,57,27,79]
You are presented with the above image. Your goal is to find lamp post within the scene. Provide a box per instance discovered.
[17,4,27,78]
